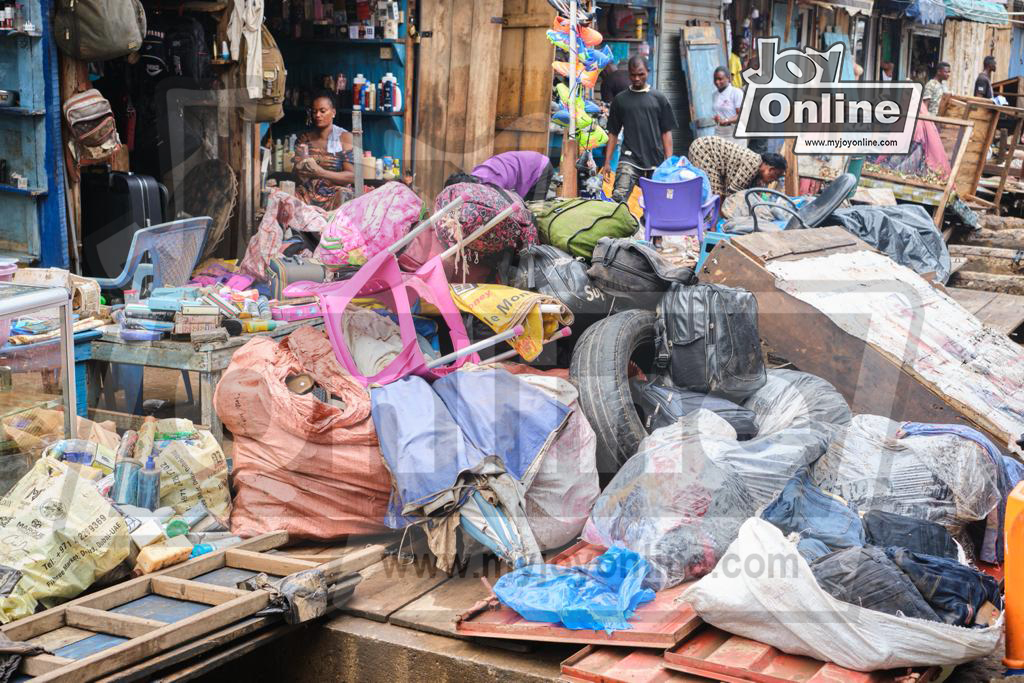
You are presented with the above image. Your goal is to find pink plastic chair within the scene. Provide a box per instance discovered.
[638,177,720,243]
[285,200,518,387]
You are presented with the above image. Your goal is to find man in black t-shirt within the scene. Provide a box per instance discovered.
[975,56,996,99]
[600,56,676,202]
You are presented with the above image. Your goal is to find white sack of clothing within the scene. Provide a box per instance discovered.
[685,517,1002,671]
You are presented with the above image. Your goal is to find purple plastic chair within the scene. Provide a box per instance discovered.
[638,176,721,243]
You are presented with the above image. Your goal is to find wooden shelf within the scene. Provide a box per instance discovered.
[149,0,227,11]
[0,182,46,196]
[0,106,44,117]
[283,105,404,118]
[210,58,236,66]
[0,389,61,420]
[278,37,402,46]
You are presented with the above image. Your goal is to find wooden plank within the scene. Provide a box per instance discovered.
[87,408,210,434]
[20,654,75,677]
[66,606,164,638]
[948,270,1024,296]
[949,244,1024,275]
[29,592,272,683]
[445,0,474,172]
[456,542,701,649]
[462,0,504,171]
[151,576,249,605]
[224,549,319,575]
[342,546,448,622]
[149,623,298,682]
[389,556,514,638]
[72,579,153,614]
[92,617,274,683]
[414,0,454,198]
[280,537,395,572]
[26,626,94,652]
[947,287,1024,334]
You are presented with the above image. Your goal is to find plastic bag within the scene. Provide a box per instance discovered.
[742,369,852,434]
[684,518,1002,671]
[582,410,755,590]
[810,415,1002,537]
[492,546,656,632]
[0,458,130,622]
[152,419,232,523]
[652,156,711,204]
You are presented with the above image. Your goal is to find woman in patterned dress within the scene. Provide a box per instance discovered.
[294,91,355,210]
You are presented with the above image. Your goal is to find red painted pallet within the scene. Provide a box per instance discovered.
[562,645,714,683]
[663,624,940,683]
[455,541,701,648]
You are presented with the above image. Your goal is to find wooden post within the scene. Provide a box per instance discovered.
[559,0,578,198]
[784,0,794,43]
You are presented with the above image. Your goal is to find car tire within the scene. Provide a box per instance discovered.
[569,309,657,477]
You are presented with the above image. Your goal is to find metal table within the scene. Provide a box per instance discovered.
[0,282,77,438]
[89,319,322,441]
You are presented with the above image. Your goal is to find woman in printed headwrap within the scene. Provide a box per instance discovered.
[293,91,355,210]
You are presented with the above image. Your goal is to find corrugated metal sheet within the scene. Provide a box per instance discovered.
[657,0,722,153]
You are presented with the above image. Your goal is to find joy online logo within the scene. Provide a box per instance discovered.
[736,38,922,154]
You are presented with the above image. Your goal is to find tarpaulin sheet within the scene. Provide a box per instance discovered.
[907,0,1008,24]
[820,205,952,282]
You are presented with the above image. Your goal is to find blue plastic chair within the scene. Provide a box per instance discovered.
[93,217,212,413]
[638,176,721,243]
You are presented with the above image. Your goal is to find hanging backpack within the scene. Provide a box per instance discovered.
[255,25,286,122]
[433,182,537,260]
[55,0,146,61]
[140,17,169,80]
[63,89,121,161]
[534,198,638,260]
[655,282,767,402]
[165,16,211,80]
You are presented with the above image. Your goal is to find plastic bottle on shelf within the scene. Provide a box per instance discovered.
[352,73,365,108]
[375,157,383,179]
[389,74,402,113]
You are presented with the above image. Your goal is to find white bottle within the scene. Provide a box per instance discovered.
[375,158,384,179]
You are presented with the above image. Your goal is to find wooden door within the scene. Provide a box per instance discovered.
[493,0,555,159]
[680,24,727,140]
[414,0,504,199]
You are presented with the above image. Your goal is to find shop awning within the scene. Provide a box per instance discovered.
[812,0,874,16]
[906,0,1009,25]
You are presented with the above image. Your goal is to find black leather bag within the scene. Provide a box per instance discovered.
[630,378,759,439]
[512,244,614,316]
[587,237,695,301]
[655,282,767,402]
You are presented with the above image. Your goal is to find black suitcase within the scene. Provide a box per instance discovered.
[82,170,168,280]
[655,282,767,402]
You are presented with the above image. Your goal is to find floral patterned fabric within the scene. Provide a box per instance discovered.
[314,181,423,267]
[295,130,355,211]
[433,182,537,262]
[239,190,329,280]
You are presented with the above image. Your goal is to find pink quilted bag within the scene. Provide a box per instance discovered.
[314,181,423,267]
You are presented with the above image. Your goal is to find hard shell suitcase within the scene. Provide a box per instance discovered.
[82,171,168,280]
[267,255,329,301]
[655,282,767,402]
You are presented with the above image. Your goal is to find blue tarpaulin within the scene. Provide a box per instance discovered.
[907,0,1008,24]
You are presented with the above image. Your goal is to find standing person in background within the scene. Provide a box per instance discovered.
[881,62,894,81]
[976,56,997,99]
[600,61,631,106]
[729,38,746,87]
[922,62,951,116]
[713,66,745,145]
[600,56,676,202]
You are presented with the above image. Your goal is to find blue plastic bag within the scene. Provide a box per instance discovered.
[492,546,656,632]
[652,156,712,204]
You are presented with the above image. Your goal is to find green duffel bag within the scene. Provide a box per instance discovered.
[534,198,639,260]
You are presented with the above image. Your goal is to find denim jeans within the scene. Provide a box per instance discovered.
[863,510,958,560]
[612,163,652,203]
[884,547,1001,626]
[811,546,939,621]
[761,469,866,550]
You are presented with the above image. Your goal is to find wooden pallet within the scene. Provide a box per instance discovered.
[3,531,357,682]
[455,541,701,649]
[561,645,713,682]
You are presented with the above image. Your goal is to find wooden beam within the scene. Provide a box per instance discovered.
[20,654,74,677]
[29,592,272,683]
[224,549,320,576]
[74,578,152,612]
[65,606,164,638]
[150,576,250,605]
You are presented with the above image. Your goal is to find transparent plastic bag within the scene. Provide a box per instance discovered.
[492,545,655,632]
[743,369,852,435]
[582,410,755,590]
[810,415,1002,534]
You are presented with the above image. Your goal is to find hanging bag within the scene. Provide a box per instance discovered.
[55,0,146,61]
